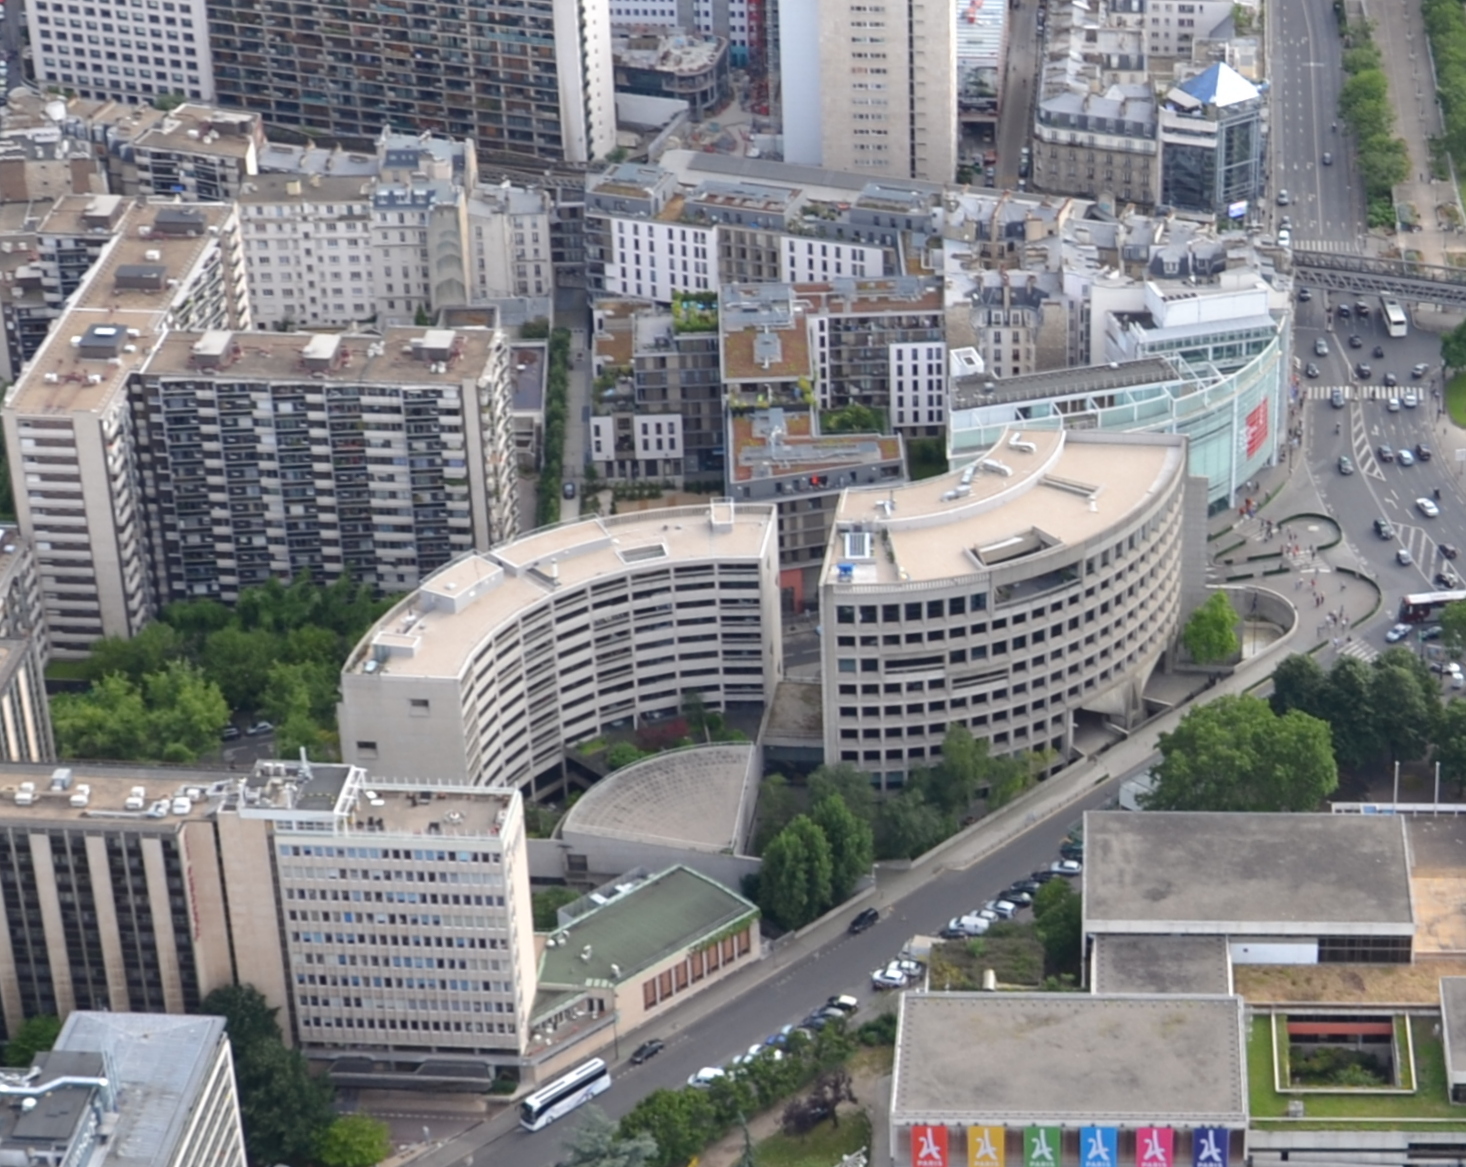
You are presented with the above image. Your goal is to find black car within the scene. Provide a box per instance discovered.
[1059,841,1084,861]
[1297,287,1312,302]
[631,1039,665,1065]
[1348,334,1363,348]
[1007,878,1043,897]
[1002,889,1034,907]
[1374,345,1386,359]
[1030,869,1062,883]
[1356,301,1370,316]
[1417,444,1434,462]
[1444,544,1461,560]
[1337,304,1351,318]
[1356,362,1372,378]
[1384,372,1398,387]
[1306,362,1321,379]
[1377,445,1394,463]
[848,907,880,934]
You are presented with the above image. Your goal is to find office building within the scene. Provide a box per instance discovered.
[779,0,957,183]
[206,0,617,166]
[48,1011,247,1167]
[338,500,783,792]
[27,0,216,104]
[1159,64,1264,217]
[129,325,520,603]
[820,428,1199,786]
[3,199,250,655]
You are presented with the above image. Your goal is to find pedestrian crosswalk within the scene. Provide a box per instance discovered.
[1292,240,1367,255]
[1298,383,1426,401]
[1336,639,1379,663]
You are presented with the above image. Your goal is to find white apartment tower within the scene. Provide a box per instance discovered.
[27,0,216,104]
[779,0,958,183]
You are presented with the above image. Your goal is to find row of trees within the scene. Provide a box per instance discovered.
[1336,21,1410,226]
[757,795,874,930]
[537,327,572,527]
[1424,0,1466,176]
[201,984,390,1167]
[53,574,396,763]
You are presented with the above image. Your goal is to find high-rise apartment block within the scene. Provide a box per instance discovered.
[27,0,216,104]
[779,0,957,182]
[0,532,54,766]
[205,0,616,165]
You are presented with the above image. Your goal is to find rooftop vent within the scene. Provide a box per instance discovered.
[77,324,124,360]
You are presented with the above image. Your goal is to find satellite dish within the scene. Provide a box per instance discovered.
[45,100,67,124]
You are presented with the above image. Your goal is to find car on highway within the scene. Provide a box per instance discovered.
[1386,623,1413,643]
[1356,362,1372,378]
[1050,858,1083,877]
[1398,448,1415,466]
[1297,286,1310,302]
[1374,345,1386,358]
[1401,386,1415,403]
[1375,517,1395,538]
[1337,455,1354,475]
[1417,444,1434,461]
[1277,189,1290,205]
[631,1039,665,1064]
[1305,362,1321,378]
[1418,497,1441,518]
[1443,543,1460,560]
[1322,151,1333,165]
[688,1067,726,1088]
[1356,301,1370,316]
[1329,386,1344,406]
[848,907,880,934]
[1349,334,1363,348]
[1315,337,1329,356]
[1377,445,1395,463]
[1337,304,1351,319]
[1385,372,1399,388]
[1398,547,1414,566]
[1413,362,1431,378]
[1387,396,1401,412]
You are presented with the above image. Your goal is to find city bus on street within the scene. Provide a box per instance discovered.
[1383,297,1408,338]
[519,1058,611,1131]
[1399,590,1466,623]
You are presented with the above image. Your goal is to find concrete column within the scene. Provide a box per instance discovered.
[84,835,131,1013]
[27,833,75,1017]
[140,835,185,1014]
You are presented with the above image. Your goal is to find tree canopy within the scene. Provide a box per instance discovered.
[561,1107,658,1167]
[315,1114,393,1167]
[758,814,834,930]
[1146,693,1338,811]
[3,1015,60,1068]
[1182,592,1240,665]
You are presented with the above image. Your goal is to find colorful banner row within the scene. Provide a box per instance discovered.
[911,1126,1230,1167]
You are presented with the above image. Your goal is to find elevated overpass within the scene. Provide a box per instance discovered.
[1293,249,1466,308]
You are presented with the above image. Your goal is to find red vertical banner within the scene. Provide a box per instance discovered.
[1136,1128,1174,1167]
[914,1126,950,1167]
[1245,400,1269,458]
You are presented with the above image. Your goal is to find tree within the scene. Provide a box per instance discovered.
[3,1015,60,1067]
[533,885,582,930]
[810,794,874,902]
[758,814,834,929]
[199,983,285,1049]
[822,403,884,434]
[561,1107,657,1167]
[807,762,877,825]
[1183,592,1240,665]
[753,774,802,853]
[51,673,151,760]
[201,626,280,712]
[618,1087,719,1167]
[1032,880,1083,976]
[1438,699,1466,794]
[1370,653,1440,761]
[84,621,183,684]
[606,741,647,770]
[1316,655,1383,769]
[1269,653,1328,720]
[1444,319,1466,374]
[1443,601,1466,657]
[873,787,948,860]
[1147,694,1338,811]
[315,1114,392,1167]
[141,662,229,760]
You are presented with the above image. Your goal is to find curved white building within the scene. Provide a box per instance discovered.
[820,428,1202,787]
[338,501,782,792]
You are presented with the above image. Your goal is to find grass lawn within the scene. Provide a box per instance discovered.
[755,1109,871,1167]
[1447,372,1466,427]
[44,658,90,683]
[1249,1015,1462,1120]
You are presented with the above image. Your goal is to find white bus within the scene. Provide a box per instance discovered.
[1382,297,1408,338]
[519,1058,611,1131]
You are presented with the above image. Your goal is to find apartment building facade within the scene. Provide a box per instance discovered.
[3,200,250,655]
[338,501,783,793]
[0,533,54,766]
[26,0,216,104]
[129,326,519,603]
[205,0,616,165]
[820,429,1199,786]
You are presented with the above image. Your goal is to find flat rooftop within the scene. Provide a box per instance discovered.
[826,429,1185,586]
[1084,811,1415,935]
[950,357,1181,411]
[347,502,777,680]
[143,326,501,387]
[893,993,1247,1125]
[54,1012,231,1167]
[729,410,902,483]
[537,865,756,988]
[559,743,755,853]
[1441,977,1466,1083]
[237,172,371,205]
[1091,934,1232,995]
[0,762,223,824]
[510,345,546,411]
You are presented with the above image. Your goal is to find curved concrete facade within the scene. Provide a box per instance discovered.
[820,428,1197,786]
[338,501,782,793]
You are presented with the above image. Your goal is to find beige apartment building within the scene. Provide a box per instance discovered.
[820,428,1202,786]
[0,531,53,765]
[779,0,958,182]
[338,500,783,793]
[2,199,250,655]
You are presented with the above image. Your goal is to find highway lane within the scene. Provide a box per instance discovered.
[406,764,1148,1167]
[1268,0,1362,244]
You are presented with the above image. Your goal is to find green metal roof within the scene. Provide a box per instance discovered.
[537,866,756,991]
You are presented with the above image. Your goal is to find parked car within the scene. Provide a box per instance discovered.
[826,995,859,1014]
[848,907,880,934]
[1418,497,1441,518]
[1030,868,1062,883]
[1386,623,1413,643]
[983,899,1019,920]
[562,481,577,499]
[1002,889,1033,907]
[1050,859,1083,877]
[220,725,241,741]
[246,720,273,736]
[1007,878,1043,897]
[1059,840,1084,860]
[870,964,908,990]
[631,1039,665,1064]
[1337,455,1354,476]
[688,1067,726,1088]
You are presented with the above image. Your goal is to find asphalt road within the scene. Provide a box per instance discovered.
[994,0,1039,189]
[406,763,1147,1167]
[1267,0,1363,245]
[1298,304,1461,647]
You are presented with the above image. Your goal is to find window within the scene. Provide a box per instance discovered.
[409,699,430,717]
